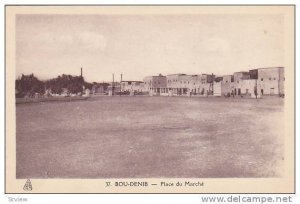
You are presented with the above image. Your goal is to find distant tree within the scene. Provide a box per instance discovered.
[45,74,87,94]
[67,82,82,94]
[84,82,93,90]
[15,74,45,98]
[16,73,93,97]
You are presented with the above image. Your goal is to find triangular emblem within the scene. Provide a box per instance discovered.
[23,179,32,191]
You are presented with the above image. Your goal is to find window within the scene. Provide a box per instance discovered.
[269,77,271,80]
[274,77,276,80]
[261,78,263,81]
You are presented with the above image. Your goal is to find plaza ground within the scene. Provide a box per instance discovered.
[16,96,284,178]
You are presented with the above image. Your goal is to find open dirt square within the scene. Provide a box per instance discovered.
[16,96,284,178]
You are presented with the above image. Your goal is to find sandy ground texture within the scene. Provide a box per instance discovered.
[16,96,284,178]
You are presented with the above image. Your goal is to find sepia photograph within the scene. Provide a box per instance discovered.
[5,5,295,193]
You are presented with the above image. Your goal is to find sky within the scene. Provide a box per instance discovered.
[16,14,284,82]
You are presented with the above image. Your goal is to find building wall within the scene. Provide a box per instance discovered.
[213,82,222,96]
[240,79,257,96]
[220,75,234,96]
[121,81,145,93]
[92,83,109,94]
[166,74,213,96]
[279,67,285,95]
[166,74,186,89]
[107,82,120,93]
[212,68,284,97]
[198,75,213,95]
[166,74,189,95]
[141,67,284,97]
[189,75,207,94]
[233,72,250,95]
[257,67,284,95]
[188,74,214,95]
[143,75,167,95]
[233,72,251,82]
[143,76,152,92]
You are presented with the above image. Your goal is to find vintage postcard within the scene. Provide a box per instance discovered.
[5,5,295,193]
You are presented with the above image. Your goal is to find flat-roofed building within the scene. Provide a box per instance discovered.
[121,81,145,94]
[143,74,167,96]
[167,74,215,96]
[233,71,251,95]
[107,82,121,96]
[141,67,284,97]
[257,67,284,95]
[166,74,191,96]
[240,79,257,96]
[91,83,109,95]
[213,75,234,96]
[198,74,215,96]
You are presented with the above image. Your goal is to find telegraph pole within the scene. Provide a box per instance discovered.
[112,73,115,96]
[120,74,123,96]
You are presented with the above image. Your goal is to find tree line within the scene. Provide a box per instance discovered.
[15,74,93,98]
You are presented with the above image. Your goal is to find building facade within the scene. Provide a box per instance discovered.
[91,83,109,95]
[233,71,251,95]
[213,67,284,97]
[125,67,284,97]
[213,75,234,96]
[107,82,121,96]
[166,74,190,96]
[121,81,145,94]
[166,74,215,96]
[257,67,284,95]
[143,74,167,96]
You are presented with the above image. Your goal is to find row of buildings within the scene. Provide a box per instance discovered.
[91,67,285,97]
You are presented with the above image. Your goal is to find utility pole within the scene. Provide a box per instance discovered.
[112,73,114,96]
[81,67,83,96]
[278,69,281,96]
[209,72,214,96]
[120,74,123,96]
